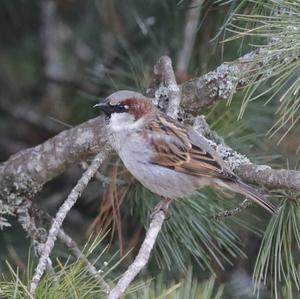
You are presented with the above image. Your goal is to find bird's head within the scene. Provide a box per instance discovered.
[94,90,155,130]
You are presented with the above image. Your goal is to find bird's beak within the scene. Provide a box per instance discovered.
[93,102,104,108]
[93,101,114,115]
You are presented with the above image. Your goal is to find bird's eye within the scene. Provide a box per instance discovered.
[114,104,127,113]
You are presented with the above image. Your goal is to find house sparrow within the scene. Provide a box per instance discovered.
[94,90,276,214]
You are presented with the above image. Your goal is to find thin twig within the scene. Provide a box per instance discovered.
[212,199,252,220]
[30,203,111,293]
[15,200,56,278]
[29,147,110,296]
[107,210,166,299]
[57,229,111,293]
[81,161,125,186]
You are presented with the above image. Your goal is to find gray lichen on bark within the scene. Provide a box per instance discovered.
[1,172,41,204]
[0,200,14,229]
[0,116,107,207]
[0,172,42,226]
[180,50,261,110]
[192,115,250,172]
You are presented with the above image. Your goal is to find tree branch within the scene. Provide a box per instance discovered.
[29,148,110,296]
[0,39,293,297]
[0,116,107,205]
[15,200,56,277]
[236,164,300,192]
[108,210,166,299]
[56,228,111,293]
[179,50,258,110]
[212,199,252,220]
[154,56,181,118]
[30,203,111,293]
[193,116,300,192]
[148,48,261,112]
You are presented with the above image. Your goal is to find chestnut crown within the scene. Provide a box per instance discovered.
[94,90,154,119]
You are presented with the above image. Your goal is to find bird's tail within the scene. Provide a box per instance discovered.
[225,180,277,214]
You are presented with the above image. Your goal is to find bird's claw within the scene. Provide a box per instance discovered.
[150,197,172,219]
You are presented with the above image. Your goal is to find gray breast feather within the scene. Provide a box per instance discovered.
[117,133,210,198]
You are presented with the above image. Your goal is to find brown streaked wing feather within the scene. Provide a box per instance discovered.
[144,113,236,181]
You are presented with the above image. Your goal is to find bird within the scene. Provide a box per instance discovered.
[94,90,276,214]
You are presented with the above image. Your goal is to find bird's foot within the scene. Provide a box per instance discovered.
[150,197,172,219]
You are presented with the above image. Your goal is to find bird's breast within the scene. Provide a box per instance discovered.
[116,135,210,198]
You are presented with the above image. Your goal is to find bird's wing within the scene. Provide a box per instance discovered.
[141,113,236,181]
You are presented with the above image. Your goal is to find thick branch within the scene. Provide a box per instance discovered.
[191,116,300,192]
[0,116,107,204]
[148,49,258,111]
[237,164,300,192]
[154,56,181,118]
[179,51,257,110]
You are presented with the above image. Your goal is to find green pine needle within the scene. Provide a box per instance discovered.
[0,234,116,299]
[216,0,300,147]
[253,196,300,299]
[0,239,224,299]
[126,184,250,274]
[129,269,224,299]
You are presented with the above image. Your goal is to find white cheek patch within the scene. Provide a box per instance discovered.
[109,112,136,132]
